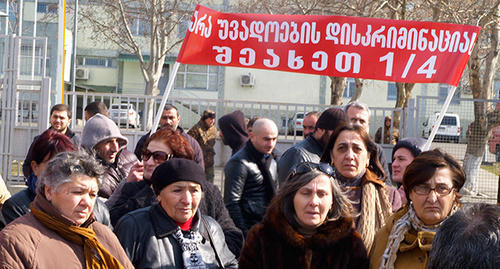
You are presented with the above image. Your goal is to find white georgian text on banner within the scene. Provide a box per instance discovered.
[177,5,481,86]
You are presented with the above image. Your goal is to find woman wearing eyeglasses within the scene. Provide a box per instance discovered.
[109,127,244,257]
[239,162,369,268]
[320,123,393,250]
[369,148,466,269]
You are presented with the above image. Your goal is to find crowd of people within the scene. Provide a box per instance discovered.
[0,101,498,268]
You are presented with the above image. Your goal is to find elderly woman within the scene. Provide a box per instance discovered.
[2,129,76,224]
[239,162,368,268]
[0,150,133,268]
[321,123,393,250]
[110,127,243,257]
[369,148,466,269]
[114,158,238,268]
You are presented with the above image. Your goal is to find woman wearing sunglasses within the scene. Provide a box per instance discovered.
[369,149,465,269]
[109,127,243,257]
[239,162,368,268]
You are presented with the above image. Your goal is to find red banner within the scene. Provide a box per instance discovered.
[177,5,480,86]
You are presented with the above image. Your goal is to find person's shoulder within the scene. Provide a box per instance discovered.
[115,206,151,227]
[4,188,32,206]
[0,213,45,244]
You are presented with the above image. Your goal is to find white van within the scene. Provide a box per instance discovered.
[422,113,461,143]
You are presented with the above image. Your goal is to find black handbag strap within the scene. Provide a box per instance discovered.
[201,216,224,269]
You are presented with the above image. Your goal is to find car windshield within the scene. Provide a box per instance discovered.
[441,116,457,125]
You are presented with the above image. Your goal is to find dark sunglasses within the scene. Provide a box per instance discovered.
[141,148,173,164]
[291,162,335,178]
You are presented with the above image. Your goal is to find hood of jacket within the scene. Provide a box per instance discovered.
[218,110,249,153]
[80,113,128,150]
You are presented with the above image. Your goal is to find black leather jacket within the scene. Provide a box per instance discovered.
[114,204,238,269]
[224,143,279,236]
[109,180,244,258]
[277,135,324,184]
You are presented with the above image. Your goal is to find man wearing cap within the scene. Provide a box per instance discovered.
[81,114,138,198]
[188,110,218,183]
[277,108,349,184]
[225,118,280,236]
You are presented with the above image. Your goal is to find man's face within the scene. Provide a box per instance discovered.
[250,123,278,155]
[50,110,71,133]
[302,114,318,138]
[160,109,180,129]
[95,138,121,164]
[347,107,370,131]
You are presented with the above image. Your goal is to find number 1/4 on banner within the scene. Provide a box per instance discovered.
[177,5,480,86]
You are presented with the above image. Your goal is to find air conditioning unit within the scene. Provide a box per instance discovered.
[75,68,90,80]
[240,74,255,86]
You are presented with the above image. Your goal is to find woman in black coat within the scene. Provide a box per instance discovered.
[239,162,368,269]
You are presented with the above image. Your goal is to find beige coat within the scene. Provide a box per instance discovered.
[0,212,133,268]
[369,206,434,269]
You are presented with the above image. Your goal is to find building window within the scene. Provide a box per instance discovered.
[175,64,218,91]
[130,19,149,36]
[77,57,116,68]
[387,82,397,100]
[438,84,461,104]
[343,78,355,98]
[20,45,49,76]
[37,3,57,14]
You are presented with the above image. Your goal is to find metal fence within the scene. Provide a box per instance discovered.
[416,96,499,204]
[2,88,497,204]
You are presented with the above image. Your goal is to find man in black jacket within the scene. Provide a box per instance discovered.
[225,118,280,236]
[134,104,204,168]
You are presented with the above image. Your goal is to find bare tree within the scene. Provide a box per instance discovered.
[78,0,195,130]
[423,0,500,194]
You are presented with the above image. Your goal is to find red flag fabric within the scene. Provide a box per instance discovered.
[177,5,480,86]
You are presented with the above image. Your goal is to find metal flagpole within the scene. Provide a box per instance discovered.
[150,61,180,135]
[422,85,457,151]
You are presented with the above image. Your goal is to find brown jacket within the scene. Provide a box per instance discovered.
[0,199,133,268]
[369,206,434,269]
[188,119,218,168]
[239,205,368,269]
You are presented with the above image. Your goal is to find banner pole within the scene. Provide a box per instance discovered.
[151,61,180,135]
[422,85,457,150]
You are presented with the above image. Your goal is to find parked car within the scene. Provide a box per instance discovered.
[109,103,140,128]
[287,112,305,135]
[422,113,460,143]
